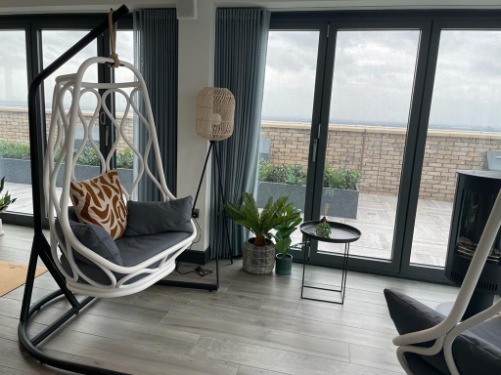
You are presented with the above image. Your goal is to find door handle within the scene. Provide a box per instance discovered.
[99,111,106,126]
[312,139,318,163]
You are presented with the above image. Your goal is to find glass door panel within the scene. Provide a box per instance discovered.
[0,30,30,214]
[410,30,501,268]
[316,30,421,262]
[257,30,320,246]
[42,30,98,191]
[114,31,134,192]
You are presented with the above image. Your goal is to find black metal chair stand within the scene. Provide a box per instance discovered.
[18,6,217,374]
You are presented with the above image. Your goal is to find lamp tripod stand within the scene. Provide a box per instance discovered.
[193,87,235,263]
[192,141,233,262]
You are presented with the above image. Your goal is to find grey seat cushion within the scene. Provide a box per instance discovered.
[384,288,501,375]
[404,353,446,375]
[58,203,194,286]
[116,232,193,266]
[61,231,192,285]
[454,316,501,375]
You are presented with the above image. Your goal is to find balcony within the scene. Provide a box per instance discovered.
[1,110,500,269]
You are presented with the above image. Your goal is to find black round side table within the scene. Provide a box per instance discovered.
[299,221,361,304]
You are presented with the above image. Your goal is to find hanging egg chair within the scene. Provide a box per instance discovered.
[44,56,196,298]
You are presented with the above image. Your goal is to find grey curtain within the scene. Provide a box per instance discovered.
[133,9,178,200]
[210,8,270,258]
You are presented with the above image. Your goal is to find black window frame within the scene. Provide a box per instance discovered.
[0,13,132,227]
[267,9,501,284]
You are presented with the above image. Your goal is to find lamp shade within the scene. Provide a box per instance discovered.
[196,87,235,141]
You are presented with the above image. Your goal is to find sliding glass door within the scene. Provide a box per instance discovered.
[0,30,31,215]
[315,29,421,266]
[257,29,321,248]
[408,28,501,270]
[0,15,133,225]
[260,12,501,282]
[42,30,99,188]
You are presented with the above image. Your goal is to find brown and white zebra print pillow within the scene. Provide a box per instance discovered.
[70,170,127,239]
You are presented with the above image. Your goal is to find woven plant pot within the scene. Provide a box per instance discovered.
[242,239,275,275]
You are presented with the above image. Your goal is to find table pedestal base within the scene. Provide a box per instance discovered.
[294,241,351,304]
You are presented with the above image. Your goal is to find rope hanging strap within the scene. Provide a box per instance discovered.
[108,9,120,67]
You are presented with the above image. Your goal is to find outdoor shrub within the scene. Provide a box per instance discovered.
[258,160,288,183]
[258,160,360,190]
[258,161,306,185]
[0,141,30,159]
[0,140,133,169]
[285,163,307,185]
[76,146,101,166]
[76,146,134,168]
[116,147,133,169]
[323,165,360,190]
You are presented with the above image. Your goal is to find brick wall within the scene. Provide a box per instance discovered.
[2,108,500,202]
[0,106,133,153]
[0,107,30,143]
[261,121,501,202]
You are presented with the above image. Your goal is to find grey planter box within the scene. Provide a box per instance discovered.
[320,187,359,219]
[0,158,32,184]
[257,181,358,219]
[0,158,133,192]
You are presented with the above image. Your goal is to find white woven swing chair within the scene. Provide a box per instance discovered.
[44,56,196,298]
[385,189,501,375]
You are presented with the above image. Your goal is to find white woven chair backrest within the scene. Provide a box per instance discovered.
[393,189,501,375]
[43,56,176,290]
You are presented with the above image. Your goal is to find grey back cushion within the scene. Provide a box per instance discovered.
[124,196,194,237]
[55,217,123,266]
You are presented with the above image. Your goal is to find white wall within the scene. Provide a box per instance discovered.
[177,1,216,251]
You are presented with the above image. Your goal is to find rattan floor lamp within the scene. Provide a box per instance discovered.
[193,87,235,261]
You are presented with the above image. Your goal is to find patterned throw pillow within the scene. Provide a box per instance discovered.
[70,170,127,239]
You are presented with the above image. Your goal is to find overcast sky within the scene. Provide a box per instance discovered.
[0,30,133,110]
[1,29,501,131]
[261,29,501,131]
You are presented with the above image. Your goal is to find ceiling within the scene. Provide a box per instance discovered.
[1,0,500,15]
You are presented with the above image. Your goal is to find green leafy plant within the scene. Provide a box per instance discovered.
[258,161,359,190]
[258,160,306,185]
[0,177,16,213]
[74,146,133,168]
[315,217,331,238]
[224,192,298,247]
[258,161,288,183]
[75,146,101,166]
[0,141,30,159]
[285,163,307,185]
[0,140,133,169]
[273,204,302,254]
[323,165,360,190]
[116,147,133,169]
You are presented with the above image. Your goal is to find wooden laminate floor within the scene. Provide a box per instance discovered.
[0,223,460,375]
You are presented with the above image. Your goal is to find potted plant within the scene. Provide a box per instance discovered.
[315,217,331,238]
[224,192,298,275]
[273,204,302,275]
[0,177,17,236]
